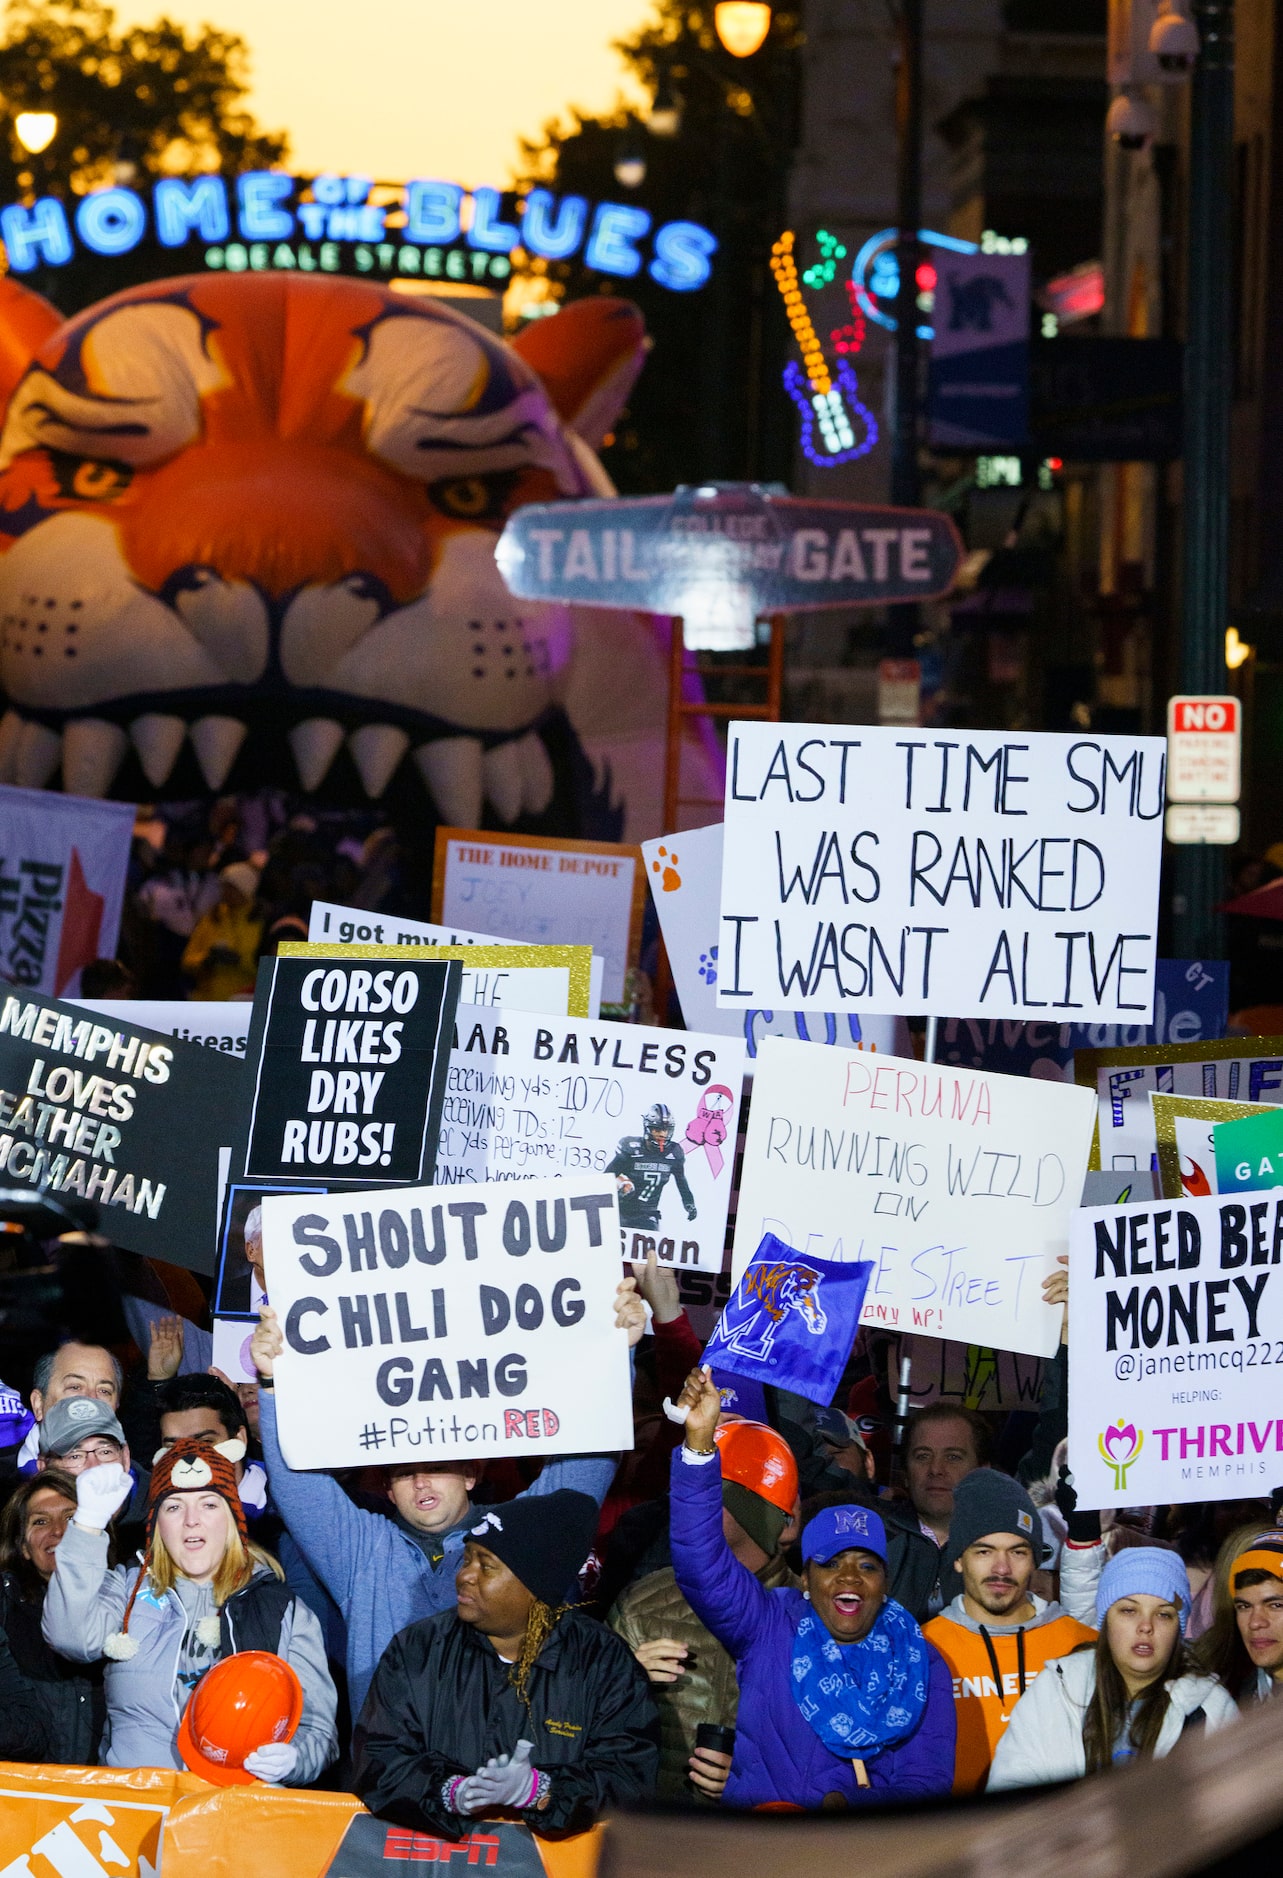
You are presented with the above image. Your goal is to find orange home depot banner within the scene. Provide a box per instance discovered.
[0,1762,603,1878]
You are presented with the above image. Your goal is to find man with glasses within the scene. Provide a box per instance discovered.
[36,1399,131,1482]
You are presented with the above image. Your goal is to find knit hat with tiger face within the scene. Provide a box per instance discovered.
[104,1437,248,1661]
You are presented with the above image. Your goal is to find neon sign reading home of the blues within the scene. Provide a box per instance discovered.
[0,173,719,293]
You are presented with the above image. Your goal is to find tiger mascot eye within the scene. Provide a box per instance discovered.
[0,271,716,834]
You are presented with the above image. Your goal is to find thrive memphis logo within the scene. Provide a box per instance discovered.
[1099,1419,1144,1493]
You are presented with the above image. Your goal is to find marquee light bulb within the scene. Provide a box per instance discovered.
[14,111,57,154]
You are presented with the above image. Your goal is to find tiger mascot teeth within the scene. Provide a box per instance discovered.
[0,272,716,833]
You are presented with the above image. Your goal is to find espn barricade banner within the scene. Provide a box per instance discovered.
[0,1763,603,1878]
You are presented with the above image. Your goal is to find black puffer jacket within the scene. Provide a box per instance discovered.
[353,1608,659,1837]
[0,1571,105,1764]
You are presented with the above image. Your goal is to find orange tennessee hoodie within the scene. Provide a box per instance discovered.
[924,1596,1096,1791]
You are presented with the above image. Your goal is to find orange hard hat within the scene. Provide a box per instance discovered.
[714,1418,798,1513]
[178,1650,304,1787]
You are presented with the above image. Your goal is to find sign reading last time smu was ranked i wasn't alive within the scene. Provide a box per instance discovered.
[718,724,1167,1022]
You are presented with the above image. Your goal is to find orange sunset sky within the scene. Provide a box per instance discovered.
[112,0,657,184]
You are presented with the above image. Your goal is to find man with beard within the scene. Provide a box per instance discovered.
[924,1471,1095,1791]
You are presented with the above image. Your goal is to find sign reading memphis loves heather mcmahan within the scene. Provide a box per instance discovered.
[1068,1187,1283,1509]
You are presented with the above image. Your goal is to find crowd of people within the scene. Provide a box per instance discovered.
[0,1243,1280,1832]
[111,795,416,1000]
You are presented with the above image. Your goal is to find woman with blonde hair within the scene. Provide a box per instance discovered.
[43,1438,337,1781]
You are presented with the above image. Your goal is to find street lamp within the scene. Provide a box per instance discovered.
[646,68,683,138]
[14,111,57,153]
[714,3,772,57]
[613,121,647,189]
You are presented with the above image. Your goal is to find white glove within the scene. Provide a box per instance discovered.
[243,1740,299,1784]
[73,1461,132,1532]
[467,1740,539,1810]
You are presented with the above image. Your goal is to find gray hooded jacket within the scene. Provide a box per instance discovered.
[42,1522,337,1781]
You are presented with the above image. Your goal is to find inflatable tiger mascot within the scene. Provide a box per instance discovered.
[0,272,716,835]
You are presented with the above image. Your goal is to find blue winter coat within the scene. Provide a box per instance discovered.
[670,1448,956,1810]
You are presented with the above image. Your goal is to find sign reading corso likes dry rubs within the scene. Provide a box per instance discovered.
[719,723,1166,1020]
[1068,1188,1283,1509]
[0,987,244,1272]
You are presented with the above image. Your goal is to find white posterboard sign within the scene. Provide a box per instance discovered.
[309,899,604,1018]
[436,1004,745,1270]
[1068,1188,1283,1508]
[73,999,251,1057]
[261,1175,633,1470]
[433,829,642,1007]
[641,822,909,1060]
[733,1039,1097,1356]
[309,901,506,947]
[718,723,1166,1020]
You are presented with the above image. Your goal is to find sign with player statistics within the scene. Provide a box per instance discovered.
[434,1005,745,1270]
[733,1038,1096,1356]
[261,1176,633,1470]
[719,723,1166,1020]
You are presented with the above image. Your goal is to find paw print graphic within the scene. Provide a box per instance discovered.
[650,845,682,892]
[697,945,718,985]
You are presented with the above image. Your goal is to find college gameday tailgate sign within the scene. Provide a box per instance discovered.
[496,484,964,617]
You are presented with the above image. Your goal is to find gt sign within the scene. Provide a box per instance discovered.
[1166,694,1240,804]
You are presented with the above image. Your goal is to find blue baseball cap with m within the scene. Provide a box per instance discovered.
[801,1502,888,1567]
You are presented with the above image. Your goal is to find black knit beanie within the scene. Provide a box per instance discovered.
[465,1489,599,1607]
[944,1468,1044,1573]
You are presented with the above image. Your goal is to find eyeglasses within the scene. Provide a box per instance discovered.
[61,1441,122,1467]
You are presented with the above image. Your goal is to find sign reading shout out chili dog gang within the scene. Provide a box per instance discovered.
[1069,1188,1283,1509]
[719,724,1166,1020]
[261,1176,633,1470]
[733,1039,1096,1356]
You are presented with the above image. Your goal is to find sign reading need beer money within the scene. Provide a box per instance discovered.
[1069,1188,1283,1509]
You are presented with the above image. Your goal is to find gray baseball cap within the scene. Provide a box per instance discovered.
[38,1396,126,1457]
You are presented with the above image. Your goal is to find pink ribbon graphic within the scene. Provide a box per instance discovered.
[685,1085,735,1180]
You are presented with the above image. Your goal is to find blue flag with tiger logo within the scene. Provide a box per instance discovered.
[703,1232,873,1405]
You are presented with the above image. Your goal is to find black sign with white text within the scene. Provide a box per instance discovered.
[242,955,461,1186]
[0,987,245,1272]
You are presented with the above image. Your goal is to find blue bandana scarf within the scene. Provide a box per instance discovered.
[791,1597,930,1755]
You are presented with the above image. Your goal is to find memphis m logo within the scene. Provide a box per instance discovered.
[719,1259,828,1363]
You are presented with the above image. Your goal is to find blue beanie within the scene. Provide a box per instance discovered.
[1096,1546,1191,1634]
